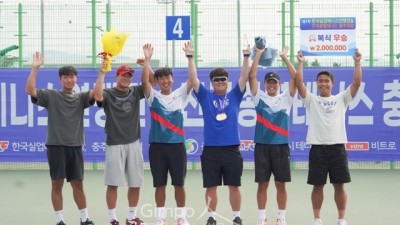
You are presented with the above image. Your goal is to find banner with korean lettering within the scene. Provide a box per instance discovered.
[0,67,399,162]
[300,17,357,56]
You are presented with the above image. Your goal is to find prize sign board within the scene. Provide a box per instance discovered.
[300,17,356,56]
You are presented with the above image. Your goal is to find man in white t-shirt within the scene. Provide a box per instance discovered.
[296,49,362,225]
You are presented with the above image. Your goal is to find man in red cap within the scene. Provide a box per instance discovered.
[93,63,155,225]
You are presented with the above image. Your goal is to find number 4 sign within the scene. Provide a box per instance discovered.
[166,16,190,40]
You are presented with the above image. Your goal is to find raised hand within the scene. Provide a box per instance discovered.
[353,48,362,63]
[143,43,153,60]
[32,52,43,69]
[100,57,109,73]
[136,57,145,66]
[183,41,194,57]
[296,50,304,63]
[242,44,251,56]
[254,45,265,55]
[279,46,289,58]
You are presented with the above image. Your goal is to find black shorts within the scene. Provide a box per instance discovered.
[149,143,187,187]
[46,145,84,182]
[254,143,291,183]
[307,144,351,185]
[200,146,243,188]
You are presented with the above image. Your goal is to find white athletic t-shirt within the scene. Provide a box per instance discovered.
[302,87,353,145]
[145,83,189,143]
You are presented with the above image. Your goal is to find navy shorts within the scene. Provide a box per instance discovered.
[46,145,84,182]
[149,143,187,187]
[200,145,243,188]
[254,143,291,183]
[307,144,351,185]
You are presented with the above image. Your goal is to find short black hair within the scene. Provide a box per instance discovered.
[59,66,77,78]
[209,68,228,80]
[154,67,173,79]
[316,70,334,83]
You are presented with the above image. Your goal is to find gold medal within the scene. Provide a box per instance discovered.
[216,113,227,121]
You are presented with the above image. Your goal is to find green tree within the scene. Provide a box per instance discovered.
[310,59,320,67]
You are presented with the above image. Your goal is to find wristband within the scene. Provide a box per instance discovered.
[186,55,193,58]
[243,54,250,58]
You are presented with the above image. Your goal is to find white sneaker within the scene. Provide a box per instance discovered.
[176,218,190,225]
[337,219,347,225]
[156,219,167,225]
[275,219,286,225]
[256,219,268,225]
[311,218,322,225]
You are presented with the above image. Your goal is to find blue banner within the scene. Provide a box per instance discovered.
[0,67,399,162]
[300,17,356,30]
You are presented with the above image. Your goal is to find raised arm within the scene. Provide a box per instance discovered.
[92,57,109,102]
[90,59,108,100]
[141,43,154,98]
[26,52,43,98]
[137,57,156,87]
[249,47,264,96]
[295,51,306,98]
[183,41,199,94]
[280,46,297,97]
[238,45,251,92]
[350,49,362,98]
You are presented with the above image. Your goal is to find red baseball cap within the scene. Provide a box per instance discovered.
[116,64,134,76]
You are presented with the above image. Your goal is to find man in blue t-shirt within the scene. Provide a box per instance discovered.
[192,45,251,225]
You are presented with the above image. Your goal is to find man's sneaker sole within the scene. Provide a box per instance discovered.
[233,217,243,225]
[126,218,146,225]
[81,219,95,225]
[206,217,216,225]
[110,219,120,225]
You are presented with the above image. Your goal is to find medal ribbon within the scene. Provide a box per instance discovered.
[214,93,227,114]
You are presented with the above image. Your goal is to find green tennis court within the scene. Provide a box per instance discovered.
[1,169,399,225]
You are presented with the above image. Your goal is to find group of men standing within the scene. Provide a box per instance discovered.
[26,42,362,225]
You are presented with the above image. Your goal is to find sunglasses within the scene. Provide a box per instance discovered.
[212,77,227,82]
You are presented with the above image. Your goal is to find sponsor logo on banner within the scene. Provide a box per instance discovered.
[0,141,9,152]
[346,142,369,151]
[185,138,199,154]
[240,140,255,151]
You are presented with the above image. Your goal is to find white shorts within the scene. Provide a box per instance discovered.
[104,140,144,187]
